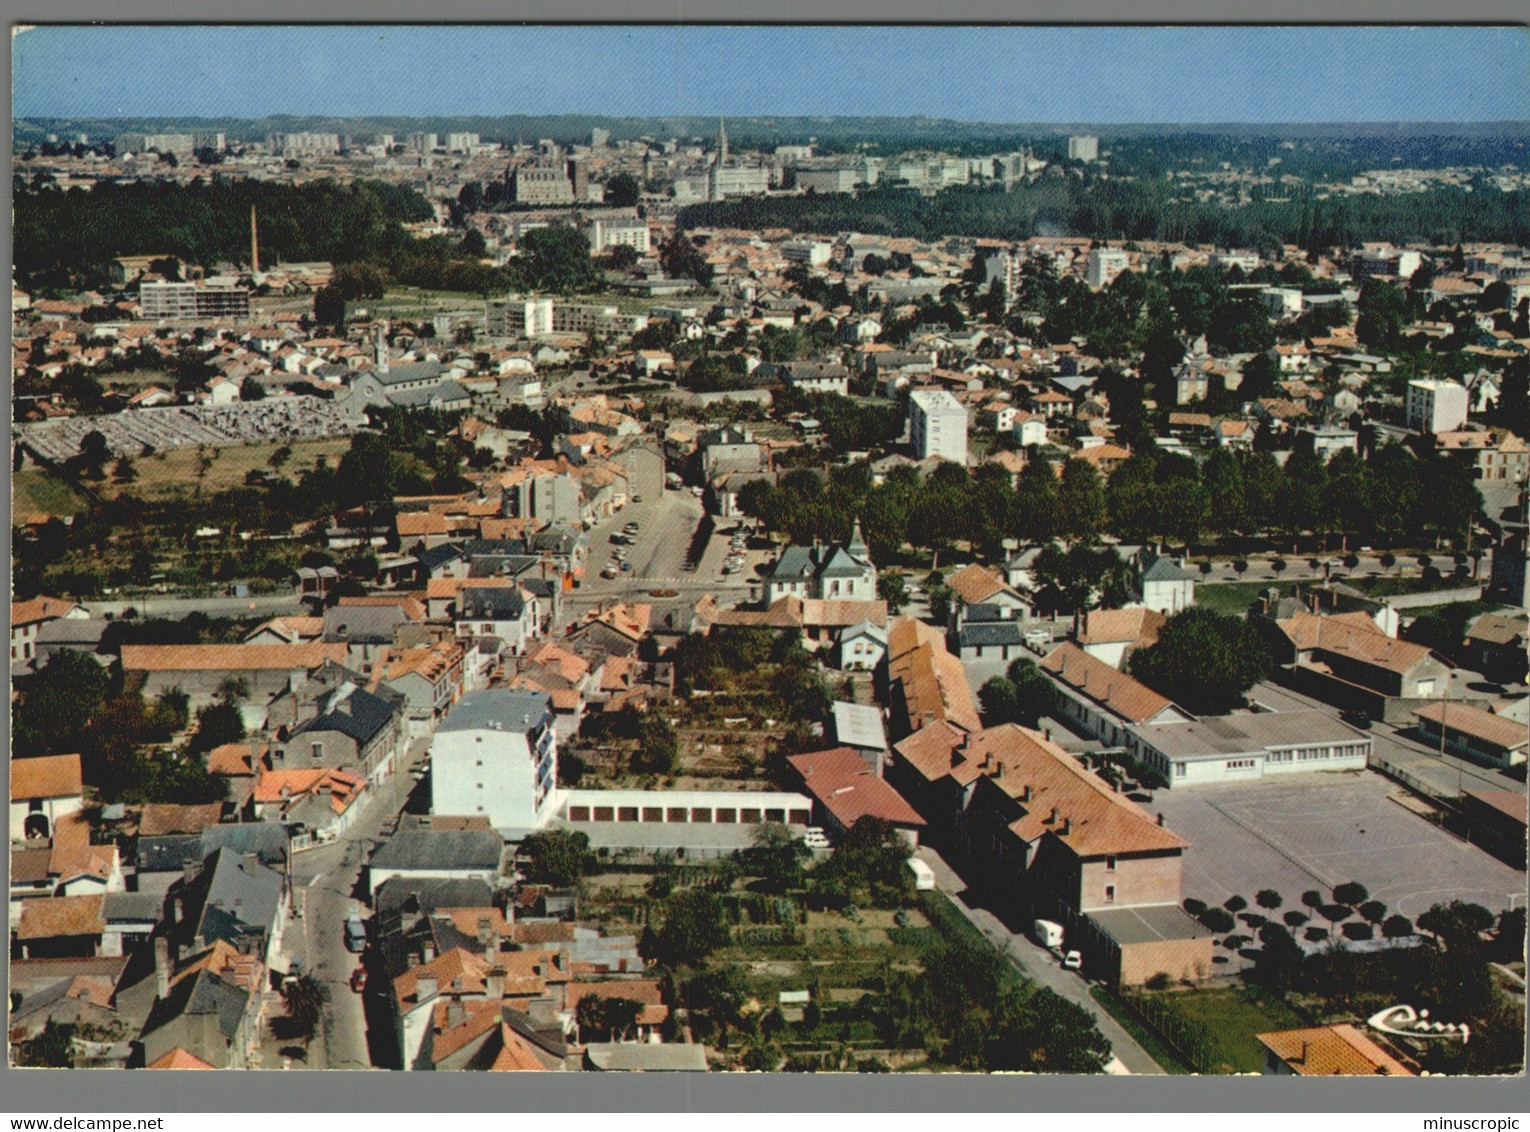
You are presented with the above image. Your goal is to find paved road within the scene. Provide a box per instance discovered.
[914,846,1165,1075]
[287,736,431,1069]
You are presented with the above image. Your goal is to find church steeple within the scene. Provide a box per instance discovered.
[847,518,869,561]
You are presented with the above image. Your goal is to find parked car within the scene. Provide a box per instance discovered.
[350,967,368,993]
[802,828,830,850]
[1343,709,1372,730]
[1063,950,1083,971]
[344,914,367,953]
[620,561,633,572]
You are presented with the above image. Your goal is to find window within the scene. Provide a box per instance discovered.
[568,806,590,822]
[1106,855,1117,872]
[1173,762,1187,777]
[1226,758,1256,770]
[311,743,323,760]
[475,760,482,767]
[1104,885,1116,903]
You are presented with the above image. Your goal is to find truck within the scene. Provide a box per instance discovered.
[906,858,936,891]
[1033,919,1065,950]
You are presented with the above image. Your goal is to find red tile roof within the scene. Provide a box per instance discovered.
[11,753,84,802]
[788,747,925,829]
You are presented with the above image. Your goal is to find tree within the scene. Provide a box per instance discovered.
[876,573,908,613]
[12,648,112,759]
[277,975,325,1045]
[604,173,641,207]
[1129,607,1274,715]
[651,888,730,968]
[814,816,912,907]
[519,226,599,294]
[1255,889,1283,911]
[12,1019,76,1067]
[76,429,110,479]
[313,284,347,330]
[187,700,245,755]
[979,659,1057,728]
[1058,459,1106,540]
[743,821,808,892]
[986,988,1111,1074]
[1332,881,1369,906]
[660,232,713,288]
[1382,914,1414,939]
[606,243,640,271]
[518,829,593,887]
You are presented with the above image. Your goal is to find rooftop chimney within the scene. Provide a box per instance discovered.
[486,966,506,1000]
[1061,817,1072,835]
[422,941,435,963]
[154,937,171,999]
[1020,784,1031,802]
[1049,806,1058,824]
[446,999,465,1030]
[1156,812,1164,827]
[477,916,494,948]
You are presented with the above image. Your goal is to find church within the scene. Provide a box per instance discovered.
[765,520,878,603]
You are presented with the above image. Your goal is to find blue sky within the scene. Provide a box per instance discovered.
[13,25,1530,123]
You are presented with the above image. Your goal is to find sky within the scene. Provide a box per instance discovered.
[12,25,1530,124]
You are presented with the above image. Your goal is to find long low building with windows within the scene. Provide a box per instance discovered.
[1413,702,1528,769]
[1128,710,1372,788]
[553,788,814,857]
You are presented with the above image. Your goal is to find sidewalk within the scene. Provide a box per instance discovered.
[915,845,1166,1075]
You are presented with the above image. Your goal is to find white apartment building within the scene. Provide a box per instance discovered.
[1085,248,1130,289]
[430,689,557,833]
[407,132,439,153]
[909,388,969,465]
[1209,250,1261,274]
[1406,378,1470,434]
[782,240,834,267]
[445,132,481,152]
[590,217,651,256]
[1067,135,1099,162]
[486,297,555,339]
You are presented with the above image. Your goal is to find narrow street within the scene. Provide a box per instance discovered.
[284,735,432,1070]
[914,846,1166,1075]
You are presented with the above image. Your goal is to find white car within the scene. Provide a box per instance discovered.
[802,828,831,850]
[1063,950,1083,971]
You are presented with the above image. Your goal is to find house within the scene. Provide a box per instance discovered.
[167,848,287,966]
[892,722,1211,986]
[251,767,368,839]
[1039,643,1192,749]
[367,828,508,899]
[14,894,108,959]
[945,563,1032,622]
[884,617,983,740]
[11,595,84,670]
[430,689,558,834]
[1461,790,1528,868]
[1130,710,1371,788]
[564,979,670,1043]
[1256,1025,1413,1077]
[1265,610,1454,721]
[954,614,1029,661]
[1412,702,1528,769]
[787,747,925,845]
[138,940,264,1070]
[765,521,877,603]
[835,618,888,671]
[271,682,405,786]
[828,701,889,769]
[380,640,468,737]
[322,604,411,676]
[1462,612,1528,684]
[120,642,349,715]
[1075,608,1166,671]
[456,585,540,655]
[1138,556,1198,616]
[11,753,84,841]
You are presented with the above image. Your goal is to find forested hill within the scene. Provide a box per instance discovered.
[13,178,435,287]
[679,180,1530,251]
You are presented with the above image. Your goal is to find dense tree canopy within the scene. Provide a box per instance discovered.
[1129,607,1275,714]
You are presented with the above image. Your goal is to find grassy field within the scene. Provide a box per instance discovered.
[1194,581,1299,616]
[12,469,92,520]
[1150,986,1309,1074]
[1088,987,1195,1075]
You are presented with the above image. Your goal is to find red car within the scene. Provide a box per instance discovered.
[349,967,367,993]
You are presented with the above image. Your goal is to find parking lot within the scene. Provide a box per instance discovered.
[1152,771,1526,920]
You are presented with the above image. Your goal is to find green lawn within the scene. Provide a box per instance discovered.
[1194,581,1298,616]
[13,469,91,519]
[1088,987,1194,1074]
[1153,986,1309,1074]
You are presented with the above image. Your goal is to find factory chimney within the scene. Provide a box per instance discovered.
[250,205,259,274]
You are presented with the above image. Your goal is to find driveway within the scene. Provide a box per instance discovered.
[914,846,1165,1075]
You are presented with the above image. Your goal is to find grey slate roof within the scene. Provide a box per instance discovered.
[373,877,495,918]
[323,604,405,644]
[371,359,444,387]
[416,543,465,573]
[388,379,470,409]
[1141,556,1199,584]
[439,688,551,735]
[290,686,398,747]
[462,538,531,558]
[458,586,526,622]
[957,621,1027,648]
[768,540,873,583]
[963,602,1009,623]
[138,823,290,874]
[192,849,283,950]
[367,829,505,873]
[140,966,248,1063]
